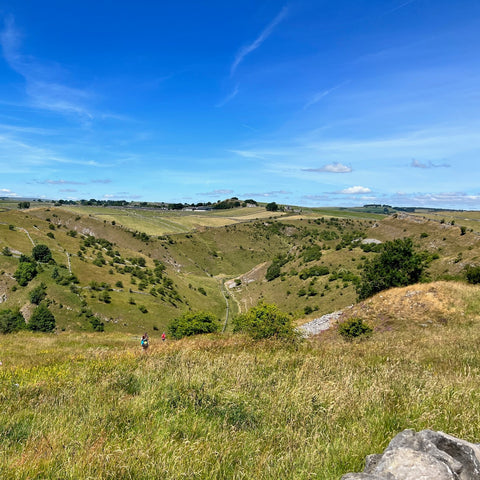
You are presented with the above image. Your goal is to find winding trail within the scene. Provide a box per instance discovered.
[18,228,35,246]
[66,252,72,273]
[218,278,230,332]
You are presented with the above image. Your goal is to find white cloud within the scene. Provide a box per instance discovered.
[0,188,18,197]
[338,186,372,194]
[230,6,288,75]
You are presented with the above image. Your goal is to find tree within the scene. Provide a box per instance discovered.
[32,244,52,263]
[266,202,279,212]
[18,201,30,209]
[233,303,295,340]
[14,261,37,286]
[0,308,26,334]
[357,238,428,300]
[29,283,47,304]
[28,303,56,332]
[168,311,220,339]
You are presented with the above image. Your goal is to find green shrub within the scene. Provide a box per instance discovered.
[466,265,480,284]
[168,311,220,339]
[89,316,105,332]
[2,246,12,256]
[0,308,26,333]
[302,245,322,262]
[233,303,295,340]
[28,303,56,332]
[338,318,372,340]
[299,265,329,280]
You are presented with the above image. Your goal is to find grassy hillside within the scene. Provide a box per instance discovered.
[2,204,480,336]
[1,281,480,479]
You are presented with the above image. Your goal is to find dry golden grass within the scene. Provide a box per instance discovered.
[333,281,479,331]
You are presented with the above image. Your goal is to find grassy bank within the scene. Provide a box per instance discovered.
[2,284,480,479]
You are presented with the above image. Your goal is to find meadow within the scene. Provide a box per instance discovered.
[2,282,480,479]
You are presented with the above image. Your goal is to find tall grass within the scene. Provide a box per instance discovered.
[2,299,480,480]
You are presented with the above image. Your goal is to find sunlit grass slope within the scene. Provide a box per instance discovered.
[1,282,480,479]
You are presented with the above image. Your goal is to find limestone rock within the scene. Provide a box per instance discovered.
[341,429,480,480]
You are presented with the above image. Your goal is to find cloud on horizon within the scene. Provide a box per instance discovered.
[0,188,18,197]
[34,179,86,185]
[242,190,291,198]
[411,159,450,169]
[199,189,234,197]
[337,186,372,194]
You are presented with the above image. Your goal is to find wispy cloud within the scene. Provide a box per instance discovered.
[198,189,234,197]
[302,162,352,173]
[303,81,349,110]
[230,149,265,159]
[411,159,450,169]
[0,16,93,120]
[216,85,239,108]
[34,179,86,185]
[91,179,112,184]
[242,190,291,198]
[230,6,288,75]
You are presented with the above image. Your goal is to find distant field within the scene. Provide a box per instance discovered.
[60,206,286,235]
[410,210,480,232]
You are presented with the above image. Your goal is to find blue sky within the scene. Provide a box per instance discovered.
[1,0,479,208]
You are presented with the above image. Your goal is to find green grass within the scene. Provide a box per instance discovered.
[2,290,480,480]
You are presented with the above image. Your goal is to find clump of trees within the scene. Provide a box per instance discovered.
[357,238,428,300]
[168,311,220,339]
[233,303,295,340]
[265,254,289,281]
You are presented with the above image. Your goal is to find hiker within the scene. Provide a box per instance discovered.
[141,332,149,351]
[162,332,166,342]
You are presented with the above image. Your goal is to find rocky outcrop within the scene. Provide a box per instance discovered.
[342,429,480,480]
